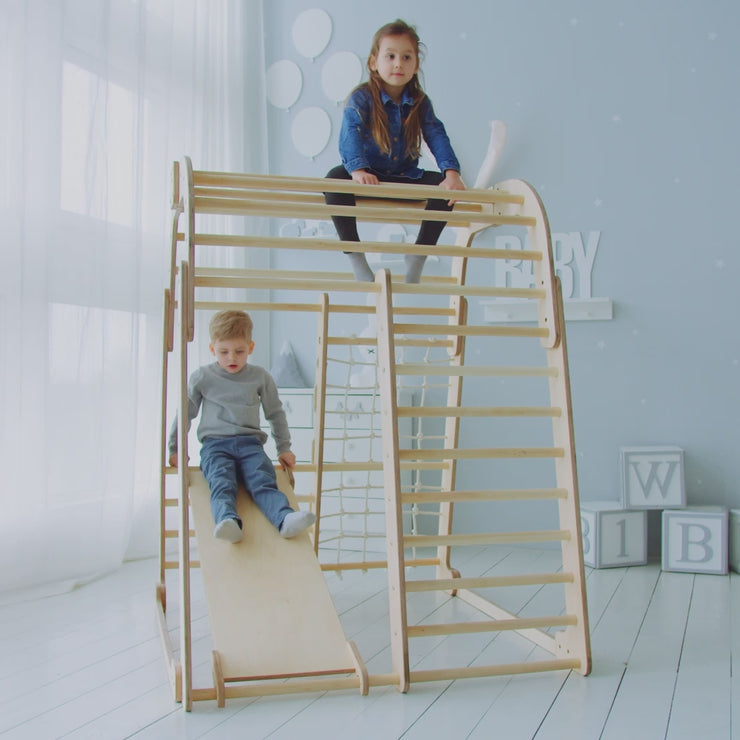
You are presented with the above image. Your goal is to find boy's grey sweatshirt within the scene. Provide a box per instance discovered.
[168,362,291,456]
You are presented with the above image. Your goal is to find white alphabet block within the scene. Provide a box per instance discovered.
[580,501,647,568]
[620,446,685,509]
[661,506,729,575]
[729,510,740,573]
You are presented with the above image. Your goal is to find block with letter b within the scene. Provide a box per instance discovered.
[580,501,648,568]
[661,506,729,575]
[620,446,685,509]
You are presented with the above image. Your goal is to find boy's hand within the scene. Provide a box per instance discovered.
[278,451,296,470]
[169,452,188,468]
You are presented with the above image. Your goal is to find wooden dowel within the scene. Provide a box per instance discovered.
[398,447,565,461]
[192,169,526,205]
[396,405,562,418]
[400,488,569,503]
[193,196,537,228]
[392,322,549,338]
[193,232,542,260]
[319,557,440,572]
[195,300,322,313]
[407,614,577,637]
[405,572,574,592]
[318,460,449,472]
[403,530,570,547]
[409,658,581,684]
[196,275,381,294]
[194,187,497,217]
[395,364,558,378]
[193,265,458,285]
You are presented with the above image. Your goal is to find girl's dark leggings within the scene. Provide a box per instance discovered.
[324,165,453,250]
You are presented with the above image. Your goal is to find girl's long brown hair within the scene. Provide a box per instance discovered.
[364,19,426,159]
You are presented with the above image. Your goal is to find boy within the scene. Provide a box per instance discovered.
[168,310,315,543]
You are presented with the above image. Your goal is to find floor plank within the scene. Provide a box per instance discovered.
[0,553,737,740]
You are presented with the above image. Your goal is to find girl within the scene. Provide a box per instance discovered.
[325,19,465,283]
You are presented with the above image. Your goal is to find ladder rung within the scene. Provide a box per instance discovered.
[395,364,558,378]
[410,658,581,684]
[407,614,577,637]
[393,323,549,338]
[401,488,569,503]
[163,560,200,569]
[191,170,527,206]
[399,447,565,461]
[319,461,450,473]
[405,572,574,592]
[404,530,570,547]
[192,196,536,229]
[164,529,195,538]
[396,405,561,418]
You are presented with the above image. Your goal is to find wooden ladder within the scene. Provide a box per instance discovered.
[373,180,591,690]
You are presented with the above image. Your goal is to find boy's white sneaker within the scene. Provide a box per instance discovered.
[214,518,243,543]
[280,510,316,538]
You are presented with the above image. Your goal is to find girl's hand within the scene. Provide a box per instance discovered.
[441,170,466,205]
[351,169,379,185]
[279,451,296,470]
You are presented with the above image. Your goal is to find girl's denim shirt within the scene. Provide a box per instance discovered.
[339,85,460,179]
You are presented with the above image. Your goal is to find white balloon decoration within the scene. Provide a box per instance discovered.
[291,107,332,159]
[265,60,302,110]
[321,51,362,104]
[292,8,332,61]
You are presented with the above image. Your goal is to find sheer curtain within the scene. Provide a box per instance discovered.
[0,0,266,598]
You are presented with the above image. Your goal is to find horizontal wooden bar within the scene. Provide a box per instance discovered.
[193,265,543,299]
[325,336,455,350]
[403,530,570,547]
[405,572,574,592]
[396,405,562,418]
[409,658,582,684]
[192,196,537,228]
[400,488,569,503]
[398,447,565,461]
[193,186,506,217]
[193,233,542,261]
[318,460,449,473]
[407,614,577,637]
[319,557,439,572]
[164,529,194,538]
[195,300,321,313]
[392,322,549,338]
[395,364,558,378]
[191,169,526,205]
[163,560,200,569]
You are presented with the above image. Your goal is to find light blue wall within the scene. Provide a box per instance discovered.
[261,1,740,535]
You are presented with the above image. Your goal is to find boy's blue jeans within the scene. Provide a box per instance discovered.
[200,436,294,531]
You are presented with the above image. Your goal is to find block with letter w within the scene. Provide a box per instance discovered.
[620,446,686,509]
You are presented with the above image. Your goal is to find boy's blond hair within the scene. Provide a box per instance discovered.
[209,310,253,343]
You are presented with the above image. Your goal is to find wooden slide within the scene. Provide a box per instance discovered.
[187,467,367,705]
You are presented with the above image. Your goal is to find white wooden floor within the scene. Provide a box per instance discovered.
[1,546,738,740]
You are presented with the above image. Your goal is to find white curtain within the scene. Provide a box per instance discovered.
[0,0,266,598]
